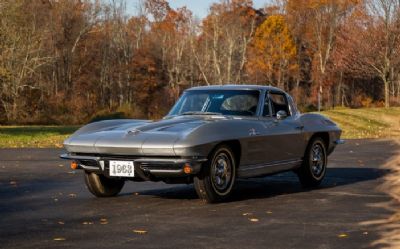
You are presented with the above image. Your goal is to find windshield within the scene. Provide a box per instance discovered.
[168,90,260,117]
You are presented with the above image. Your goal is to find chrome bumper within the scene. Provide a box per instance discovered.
[60,153,206,178]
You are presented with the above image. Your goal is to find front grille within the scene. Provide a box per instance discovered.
[78,159,98,167]
[139,163,180,171]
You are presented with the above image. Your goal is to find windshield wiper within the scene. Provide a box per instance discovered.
[181,111,222,116]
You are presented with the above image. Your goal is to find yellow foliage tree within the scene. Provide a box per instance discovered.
[247,15,297,90]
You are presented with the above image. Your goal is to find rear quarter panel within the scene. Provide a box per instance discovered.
[300,113,342,155]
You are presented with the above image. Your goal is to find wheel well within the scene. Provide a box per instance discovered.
[310,132,329,149]
[214,140,241,166]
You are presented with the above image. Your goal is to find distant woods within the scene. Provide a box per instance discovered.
[0,0,400,124]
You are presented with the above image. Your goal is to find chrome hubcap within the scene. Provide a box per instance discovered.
[211,153,232,193]
[311,144,325,177]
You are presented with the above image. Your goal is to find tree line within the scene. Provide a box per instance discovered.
[0,0,399,124]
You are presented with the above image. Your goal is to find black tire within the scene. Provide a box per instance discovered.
[194,145,236,203]
[296,137,327,188]
[84,172,125,197]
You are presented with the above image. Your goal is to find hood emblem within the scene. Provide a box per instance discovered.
[127,129,141,135]
[249,128,260,136]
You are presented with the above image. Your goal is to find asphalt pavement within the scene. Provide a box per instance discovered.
[0,139,398,249]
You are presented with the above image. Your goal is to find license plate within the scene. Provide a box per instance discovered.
[109,161,135,177]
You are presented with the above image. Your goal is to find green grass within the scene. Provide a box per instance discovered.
[0,107,399,148]
[320,107,400,139]
[0,126,79,148]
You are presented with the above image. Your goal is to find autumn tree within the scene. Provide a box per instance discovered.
[246,15,297,90]
[195,0,261,85]
[333,0,400,108]
[147,4,195,99]
[0,0,51,122]
[287,0,359,110]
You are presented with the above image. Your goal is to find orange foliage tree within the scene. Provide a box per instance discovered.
[246,15,297,90]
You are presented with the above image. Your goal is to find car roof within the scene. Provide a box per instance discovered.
[186,84,285,92]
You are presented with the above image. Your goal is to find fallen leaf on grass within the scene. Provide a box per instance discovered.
[338,233,348,238]
[53,237,66,241]
[249,218,259,222]
[133,229,147,235]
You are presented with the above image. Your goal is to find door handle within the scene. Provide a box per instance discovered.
[295,125,304,130]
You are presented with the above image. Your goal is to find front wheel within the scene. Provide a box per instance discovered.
[84,172,125,197]
[296,137,327,187]
[194,145,236,203]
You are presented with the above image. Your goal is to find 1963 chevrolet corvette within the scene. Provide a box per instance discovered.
[61,85,343,203]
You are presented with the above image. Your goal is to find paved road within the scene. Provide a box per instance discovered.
[0,139,398,249]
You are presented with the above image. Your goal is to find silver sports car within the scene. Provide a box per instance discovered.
[61,85,343,203]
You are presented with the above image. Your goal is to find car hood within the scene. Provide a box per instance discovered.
[64,115,227,155]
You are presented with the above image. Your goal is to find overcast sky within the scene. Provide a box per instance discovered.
[125,0,271,18]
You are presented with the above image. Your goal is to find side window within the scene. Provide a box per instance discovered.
[269,92,290,117]
[287,95,298,115]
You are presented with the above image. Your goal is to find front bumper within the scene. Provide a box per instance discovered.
[60,153,207,179]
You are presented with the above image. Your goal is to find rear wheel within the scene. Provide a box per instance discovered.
[296,137,327,187]
[194,145,236,203]
[84,172,125,197]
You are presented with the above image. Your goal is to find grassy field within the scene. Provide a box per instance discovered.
[0,107,399,148]
[321,107,400,139]
[0,126,79,148]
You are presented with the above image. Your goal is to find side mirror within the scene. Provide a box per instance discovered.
[276,110,288,120]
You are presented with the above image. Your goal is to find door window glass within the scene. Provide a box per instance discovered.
[269,92,290,116]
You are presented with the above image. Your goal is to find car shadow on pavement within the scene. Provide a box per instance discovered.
[136,167,389,201]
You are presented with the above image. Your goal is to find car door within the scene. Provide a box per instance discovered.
[258,91,306,164]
